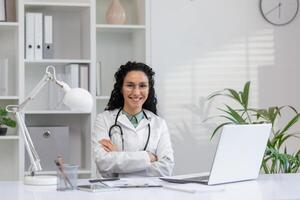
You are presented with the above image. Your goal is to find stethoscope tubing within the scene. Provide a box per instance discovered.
[108,108,150,151]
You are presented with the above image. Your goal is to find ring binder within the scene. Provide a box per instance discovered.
[43,15,54,59]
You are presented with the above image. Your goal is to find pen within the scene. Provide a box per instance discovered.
[118,184,162,188]
[54,156,73,189]
[89,177,120,183]
[163,185,196,193]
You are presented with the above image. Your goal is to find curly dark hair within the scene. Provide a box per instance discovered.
[105,61,158,115]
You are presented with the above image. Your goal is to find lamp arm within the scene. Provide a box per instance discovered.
[5,66,68,175]
[19,66,59,111]
[16,112,42,173]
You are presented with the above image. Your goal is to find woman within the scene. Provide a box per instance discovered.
[93,61,174,177]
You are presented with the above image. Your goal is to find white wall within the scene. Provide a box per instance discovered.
[150,0,300,175]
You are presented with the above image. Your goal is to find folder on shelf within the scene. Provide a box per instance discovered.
[0,58,8,96]
[65,64,79,88]
[34,13,43,60]
[25,12,35,60]
[0,0,6,21]
[43,15,54,59]
[79,64,89,91]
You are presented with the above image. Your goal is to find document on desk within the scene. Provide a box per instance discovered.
[104,178,162,188]
[163,183,225,193]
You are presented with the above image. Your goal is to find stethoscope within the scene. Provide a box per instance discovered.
[108,108,151,151]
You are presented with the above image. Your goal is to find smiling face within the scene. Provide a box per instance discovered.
[122,70,149,115]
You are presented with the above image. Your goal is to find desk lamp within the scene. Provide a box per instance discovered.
[6,66,93,185]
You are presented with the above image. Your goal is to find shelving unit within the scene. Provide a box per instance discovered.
[95,0,149,98]
[0,0,20,181]
[95,96,110,100]
[0,22,19,30]
[0,96,19,100]
[24,110,92,114]
[25,59,91,64]
[0,136,20,140]
[96,24,146,32]
[24,2,91,7]
[0,0,150,181]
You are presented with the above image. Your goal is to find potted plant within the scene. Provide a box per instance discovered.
[207,81,300,173]
[0,107,17,136]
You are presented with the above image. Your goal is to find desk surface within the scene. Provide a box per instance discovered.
[1,173,300,200]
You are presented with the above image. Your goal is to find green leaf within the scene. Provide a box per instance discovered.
[0,108,8,116]
[226,89,242,104]
[206,81,300,174]
[2,117,16,128]
[225,105,246,124]
[207,89,226,100]
[210,122,233,139]
[241,81,250,108]
[280,113,300,135]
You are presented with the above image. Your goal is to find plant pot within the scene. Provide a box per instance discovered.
[0,127,8,136]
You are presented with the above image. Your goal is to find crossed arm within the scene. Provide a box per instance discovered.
[93,113,174,176]
[99,138,158,162]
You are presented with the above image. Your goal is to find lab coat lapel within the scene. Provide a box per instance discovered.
[136,117,150,131]
[117,113,135,131]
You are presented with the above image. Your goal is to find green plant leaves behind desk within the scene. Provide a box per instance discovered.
[206,81,300,174]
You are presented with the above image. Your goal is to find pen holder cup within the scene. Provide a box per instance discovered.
[57,164,78,191]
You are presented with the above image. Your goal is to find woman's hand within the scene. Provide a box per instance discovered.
[148,152,158,162]
[99,139,118,152]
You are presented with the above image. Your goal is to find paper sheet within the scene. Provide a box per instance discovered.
[163,183,225,193]
[104,178,162,188]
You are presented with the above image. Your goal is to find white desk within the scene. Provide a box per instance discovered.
[1,173,300,200]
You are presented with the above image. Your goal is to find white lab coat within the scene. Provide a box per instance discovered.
[92,109,174,177]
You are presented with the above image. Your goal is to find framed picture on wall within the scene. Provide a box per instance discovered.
[0,0,6,21]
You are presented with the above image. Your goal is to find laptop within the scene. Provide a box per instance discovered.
[160,124,271,185]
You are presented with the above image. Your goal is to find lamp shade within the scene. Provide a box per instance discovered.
[63,88,93,112]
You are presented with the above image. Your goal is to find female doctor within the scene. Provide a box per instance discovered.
[93,61,174,177]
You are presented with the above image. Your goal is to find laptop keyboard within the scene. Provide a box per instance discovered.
[183,175,210,182]
[160,175,210,184]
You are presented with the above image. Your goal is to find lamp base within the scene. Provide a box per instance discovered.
[24,175,57,186]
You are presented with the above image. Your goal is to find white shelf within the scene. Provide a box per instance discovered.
[25,59,91,64]
[0,96,19,100]
[0,0,149,182]
[24,2,90,8]
[96,24,146,33]
[0,136,20,140]
[24,110,91,114]
[96,96,110,100]
[0,22,19,30]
